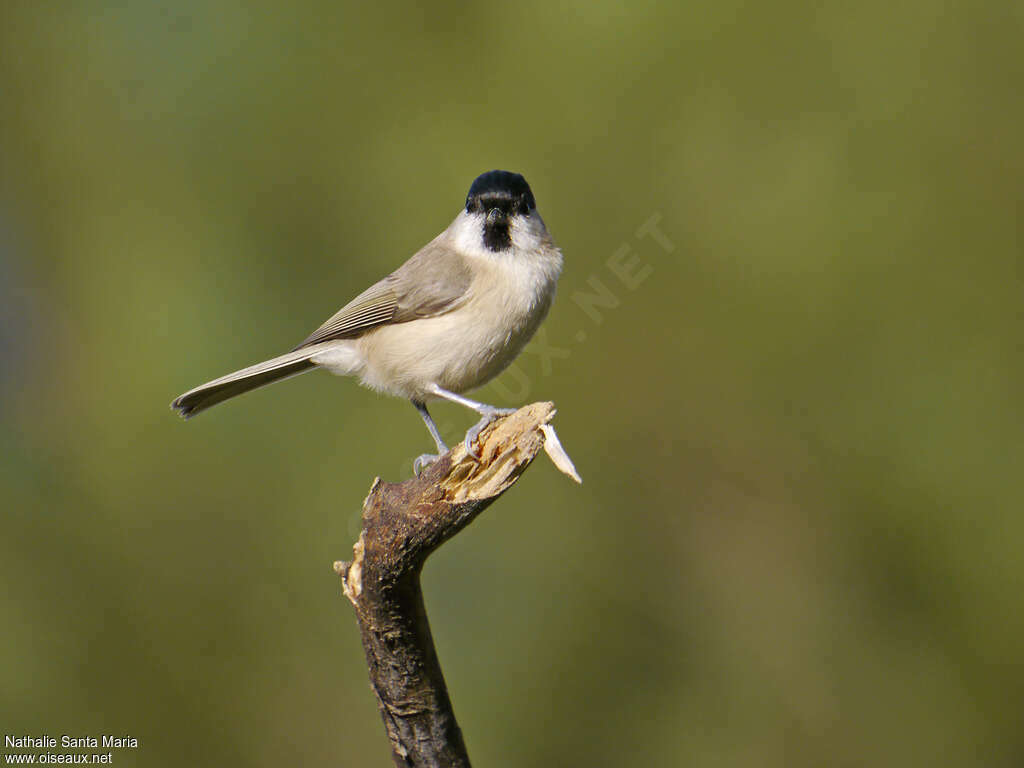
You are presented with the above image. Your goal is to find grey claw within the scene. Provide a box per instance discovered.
[464,428,482,461]
[413,453,441,476]
[463,407,516,462]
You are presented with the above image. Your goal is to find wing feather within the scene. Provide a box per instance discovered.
[292,280,398,349]
[292,238,473,350]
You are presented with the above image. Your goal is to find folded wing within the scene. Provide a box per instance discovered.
[293,239,474,350]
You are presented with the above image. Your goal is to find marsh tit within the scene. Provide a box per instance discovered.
[172,170,563,473]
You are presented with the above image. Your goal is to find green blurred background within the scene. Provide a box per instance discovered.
[2,1,1022,765]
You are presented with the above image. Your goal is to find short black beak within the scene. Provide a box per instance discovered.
[486,208,506,225]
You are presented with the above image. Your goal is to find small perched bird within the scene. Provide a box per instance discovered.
[172,170,563,473]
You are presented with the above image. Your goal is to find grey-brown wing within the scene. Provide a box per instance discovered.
[293,239,472,350]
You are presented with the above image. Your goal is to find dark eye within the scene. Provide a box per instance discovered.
[517,198,531,215]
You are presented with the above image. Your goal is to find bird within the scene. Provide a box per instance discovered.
[171,170,563,474]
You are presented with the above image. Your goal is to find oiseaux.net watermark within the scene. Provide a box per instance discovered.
[4,735,139,765]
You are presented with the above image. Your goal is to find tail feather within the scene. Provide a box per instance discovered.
[171,346,324,419]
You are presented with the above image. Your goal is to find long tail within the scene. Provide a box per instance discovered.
[171,346,325,418]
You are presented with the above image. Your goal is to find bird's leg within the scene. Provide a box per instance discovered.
[427,385,516,461]
[412,400,449,475]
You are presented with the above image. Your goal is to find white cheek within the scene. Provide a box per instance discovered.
[450,210,491,258]
[510,212,546,252]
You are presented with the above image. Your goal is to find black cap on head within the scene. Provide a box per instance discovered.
[465,170,536,216]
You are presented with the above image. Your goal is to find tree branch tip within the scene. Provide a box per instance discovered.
[335,398,575,765]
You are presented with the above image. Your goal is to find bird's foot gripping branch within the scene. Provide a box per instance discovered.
[334,402,578,768]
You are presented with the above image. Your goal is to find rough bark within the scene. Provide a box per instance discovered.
[334,402,563,768]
